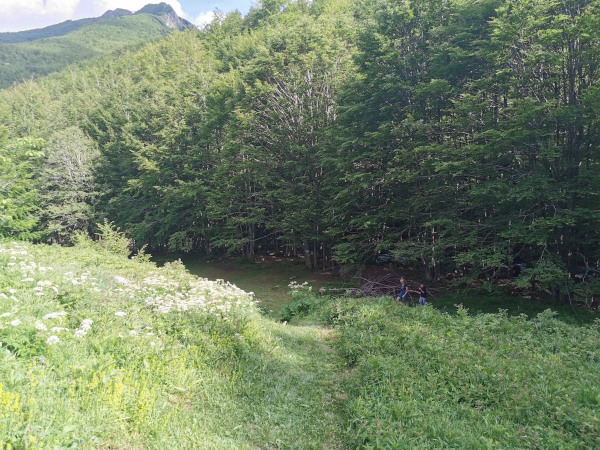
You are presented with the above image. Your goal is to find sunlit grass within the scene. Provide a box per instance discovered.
[0,241,344,448]
[4,239,597,448]
[289,294,600,448]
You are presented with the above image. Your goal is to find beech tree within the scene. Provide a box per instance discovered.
[0,0,598,300]
[38,127,101,243]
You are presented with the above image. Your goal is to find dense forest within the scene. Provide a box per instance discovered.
[1,0,599,303]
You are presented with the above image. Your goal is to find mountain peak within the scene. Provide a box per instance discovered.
[135,3,193,31]
[136,3,176,16]
[100,8,133,19]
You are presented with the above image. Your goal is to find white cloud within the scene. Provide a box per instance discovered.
[0,0,80,31]
[193,11,216,27]
[0,0,79,17]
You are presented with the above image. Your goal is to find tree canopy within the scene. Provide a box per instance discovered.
[1,0,599,302]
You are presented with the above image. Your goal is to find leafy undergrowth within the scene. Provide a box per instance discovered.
[0,241,344,448]
[283,290,600,448]
[433,293,598,326]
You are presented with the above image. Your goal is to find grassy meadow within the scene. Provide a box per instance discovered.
[0,240,345,448]
[1,239,599,448]
[173,257,342,315]
[283,289,600,448]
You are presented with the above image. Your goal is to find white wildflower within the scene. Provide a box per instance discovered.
[35,321,47,331]
[114,276,132,286]
[79,319,93,331]
[114,311,127,317]
[51,327,69,332]
[73,329,87,338]
[10,320,21,326]
[0,312,11,318]
[44,312,67,320]
[46,335,60,345]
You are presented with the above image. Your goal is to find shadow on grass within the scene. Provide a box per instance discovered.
[432,293,598,326]
[154,255,342,315]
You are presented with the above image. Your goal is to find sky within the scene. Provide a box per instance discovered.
[0,0,255,32]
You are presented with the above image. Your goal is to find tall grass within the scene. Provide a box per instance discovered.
[0,241,344,448]
[4,238,599,448]
[295,293,600,448]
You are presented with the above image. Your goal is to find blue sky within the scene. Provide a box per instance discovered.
[0,1,255,33]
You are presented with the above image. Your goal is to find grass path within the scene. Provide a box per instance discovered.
[171,259,350,448]
[148,320,348,449]
[228,320,347,449]
[148,256,349,447]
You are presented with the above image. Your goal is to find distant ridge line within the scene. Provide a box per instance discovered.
[0,3,192,44]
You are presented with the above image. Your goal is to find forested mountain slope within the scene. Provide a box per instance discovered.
[1,0,599,304]
[0,3,192,88]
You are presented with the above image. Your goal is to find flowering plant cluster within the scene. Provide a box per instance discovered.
[0,242,259,352]
[288,280,312,295]
[0,239,265,447]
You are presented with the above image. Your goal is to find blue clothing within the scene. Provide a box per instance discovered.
[397,284,408,303]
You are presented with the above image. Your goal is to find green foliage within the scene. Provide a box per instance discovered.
[0,0,599,302]
[38,127,101,243]
[0,133,44,239]
[295,293,600,448]
[279,281,322,321]
[94,219,132,256]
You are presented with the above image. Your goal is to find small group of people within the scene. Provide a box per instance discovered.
[395,278,427,306]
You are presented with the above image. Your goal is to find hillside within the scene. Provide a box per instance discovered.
[1,238,598,447]
[0,3,192,89]
[0,236,346,448]
[0,18,104,44]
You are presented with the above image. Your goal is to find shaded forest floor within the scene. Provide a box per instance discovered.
[157,255,599,326]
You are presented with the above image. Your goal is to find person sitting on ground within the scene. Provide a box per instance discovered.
[396,278,409,305]
[418,283,427,306]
